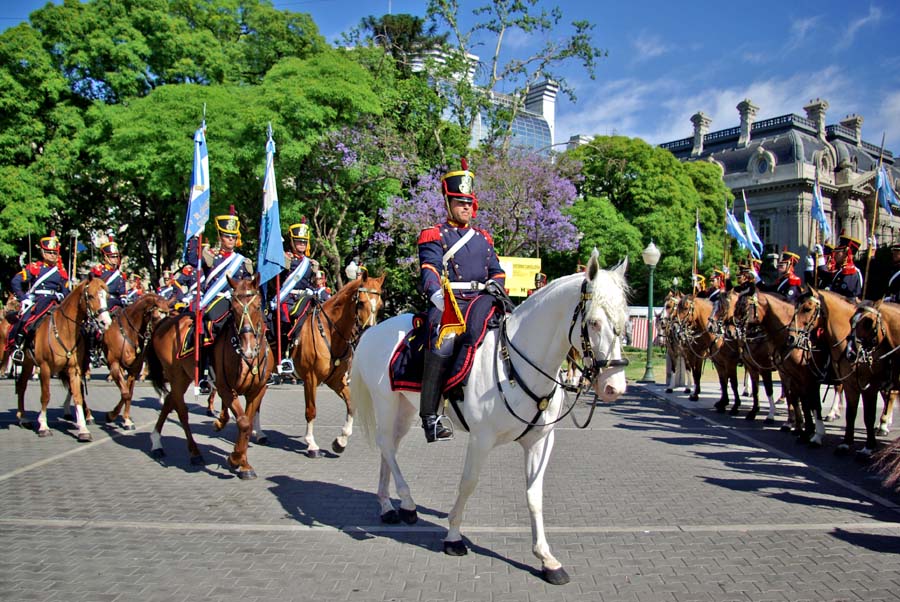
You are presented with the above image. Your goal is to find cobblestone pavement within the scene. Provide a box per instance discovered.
[2,370,900,602]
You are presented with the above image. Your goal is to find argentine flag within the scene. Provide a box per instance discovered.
[258,131,286,286]
[182,123,210,260]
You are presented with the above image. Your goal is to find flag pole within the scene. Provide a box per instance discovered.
[693,208,699,293]
[722,198,729,273]
[862,133,887,301]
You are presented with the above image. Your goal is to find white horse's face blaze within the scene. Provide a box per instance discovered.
[92,284,113,331]
[584,257,629,402]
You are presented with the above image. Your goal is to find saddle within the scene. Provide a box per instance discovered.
[389,298,505,394]
[175,314,219,360]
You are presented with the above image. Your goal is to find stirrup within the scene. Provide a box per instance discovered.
[11,348,25,364]
[279,358,294,374]
[427,414,454,442]
[198,377,212,395]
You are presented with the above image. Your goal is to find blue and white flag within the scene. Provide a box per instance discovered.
[726,209,753,254]
[741,193,763,259]
[258,130,285,286]
[182,123,210,260]
[695,216,704,263]
[811,169,832,241]
[877,165,899,214]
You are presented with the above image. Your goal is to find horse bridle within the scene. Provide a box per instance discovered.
[49,281,109,360]
[229,290,265,367]
[495,279,629,436]
[355,286,381,331]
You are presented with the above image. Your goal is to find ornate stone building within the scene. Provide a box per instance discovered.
[659,99,900,262]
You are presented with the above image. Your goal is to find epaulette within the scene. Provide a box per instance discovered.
[476,227,494,246]
[180,265,194,275]
[27,262,42,277]
[91,265,104,276]
[417,225,442,245]
[59,267,69,280]
[787,274,802,286]
[841,264,859,276]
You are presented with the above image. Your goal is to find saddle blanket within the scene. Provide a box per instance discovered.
[389,298,503,393]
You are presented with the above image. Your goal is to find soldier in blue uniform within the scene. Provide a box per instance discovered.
[186,207,254,392]
[417,159,506,442]
[815,233,862,300]
[314,270,332,302]
[703,269,727,303]
[527,272,547,296]
[764,250,803,302]
[271,220,319,372]
[6,232,70,363]
[736,258,762,291]
[91,235,127,310]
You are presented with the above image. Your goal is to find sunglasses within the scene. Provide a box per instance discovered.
[221,234,237,240]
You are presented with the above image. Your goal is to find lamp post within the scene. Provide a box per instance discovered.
[639,241,661,383]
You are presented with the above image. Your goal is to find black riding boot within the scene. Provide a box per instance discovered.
[420,351,453,442]
[198,347,212,394]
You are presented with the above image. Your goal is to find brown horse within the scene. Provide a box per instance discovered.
[706,291,741,412]
[658,291,692,394]
[146,275,272,472]
[734,287,824,445]
[100,293,171,430]
[673,294,713,401]
[0,292,20,377]
[16,276,113,440]
[208,275,274,478]
[288,272,385,457]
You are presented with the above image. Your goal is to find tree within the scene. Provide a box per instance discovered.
[351,13,447,77]
[425,0,606,149]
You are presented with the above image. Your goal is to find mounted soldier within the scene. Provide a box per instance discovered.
[417,159,506,442]
[527,272,547,296]
[762,250,802,302]
[5,232,70,364]
[885,244,900,301]
[815,232,862,300]
[314,269,332,302]
[187,206,253,393]
[273,219,319,373]
[736,257,762,291]
[91,234,127,311]
[703,268,727,303]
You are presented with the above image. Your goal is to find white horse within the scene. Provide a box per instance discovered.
[351,254,629,584]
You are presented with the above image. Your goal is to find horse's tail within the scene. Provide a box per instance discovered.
[350,359,376,449]
[144,338,168,396]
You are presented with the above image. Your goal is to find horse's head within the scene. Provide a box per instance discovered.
[851,302,885,354]
[227,274,264,356]
[141,293,171,328]
[356,271,385,331]
[580,251,629,402]
[733,284,764,335]
[84,273,112,331]
[787,290,822,350]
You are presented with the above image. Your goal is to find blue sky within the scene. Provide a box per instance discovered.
[4,1,900,152]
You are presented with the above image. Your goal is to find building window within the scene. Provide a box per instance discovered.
[758,217,771,247]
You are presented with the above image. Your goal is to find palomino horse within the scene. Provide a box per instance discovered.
[351,254,629,584]
[16,276,112,440]
[146,275,272,472]
[286,272,385,457]
[734,286,824,445]
[0,292,20,377]
[673,294,713,401]
[100,293,170,430]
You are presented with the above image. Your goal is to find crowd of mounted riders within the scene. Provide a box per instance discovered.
[657,230,900,473]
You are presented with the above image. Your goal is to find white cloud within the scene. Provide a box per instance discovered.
[631,32,670,63]
[787,15,821,50]
[837,5,883,50]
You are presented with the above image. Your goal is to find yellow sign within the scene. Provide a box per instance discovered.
[498,256,542,297]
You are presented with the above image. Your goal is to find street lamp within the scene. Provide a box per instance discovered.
[639,241,661,383]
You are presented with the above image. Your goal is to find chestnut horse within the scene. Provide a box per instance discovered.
[146,275,272,473]
[706,291,741,412]
[16,276,112,440]
[0,292,20,377]
[287,272,385,457]
[100,293,171,430]
[673,294,712,401]
[734,287,824,445]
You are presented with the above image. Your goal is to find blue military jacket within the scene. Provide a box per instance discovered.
[12,261,70,311]
[418,221,505,301]
[91,263,127,308]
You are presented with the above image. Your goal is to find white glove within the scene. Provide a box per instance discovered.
[430,290,444,310]
[813,244,823,255]
[817,254,826,267]
[19,297,33,315]
[804,256,814,272]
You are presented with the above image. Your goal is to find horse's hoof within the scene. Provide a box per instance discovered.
[381,510,400,524]
[713,401,727,413]
[151,448,165,459]
[728,407,740,416]
[763,417,775,425]
[306,449,322,459]
[665,388,674,393]
[256,435,268,446]
[877,428,890,437]
[855,449,874,463]
[189,455,204,466]
[213,421,224,432]
[745,412,758,421]
[331,439,346,454]
[543,566,571,586]
[237,469,258,480]
[443,540,468,556]
[834,444,851,457]
[105,412,115,423]
[823,415,835,423]
[77,432,92,443]
[779,424,792,432]
[37,428,52,438]
[398,508,418,525]
[85,417,95,425]
[123,423,135,431]
[62,413,74,421]
[689,394,699,402]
